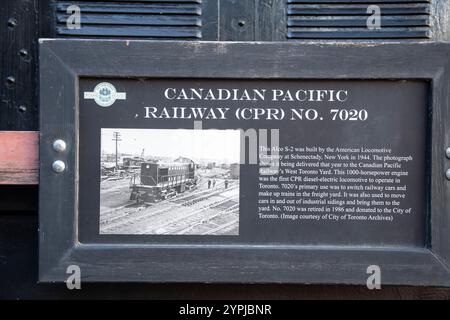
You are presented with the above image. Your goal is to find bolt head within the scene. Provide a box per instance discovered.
[52,160,66,173]
[19,49,28,57]
[6,76,16,86]
[446,169,450,180]
[53,139,66,153]
[446,148,450,159]
[7,18,17,28]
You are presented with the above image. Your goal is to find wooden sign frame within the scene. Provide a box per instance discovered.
[39,39,450,285]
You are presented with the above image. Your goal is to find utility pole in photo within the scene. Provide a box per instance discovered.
[112,131,122,173]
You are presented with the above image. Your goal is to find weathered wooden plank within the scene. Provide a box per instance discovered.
[0,131,38,185]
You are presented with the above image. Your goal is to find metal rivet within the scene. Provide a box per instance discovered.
[446,169,450,180]
[6,76,16,86]
[18,105,26,113]
[446,148,450,159]
[53,139,67,153]
[52,160,66,173]
[7,18,17,28]
[238,20,246,27]
[19,49,28,57]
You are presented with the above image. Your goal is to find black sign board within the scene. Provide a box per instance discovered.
[39,40,450,286]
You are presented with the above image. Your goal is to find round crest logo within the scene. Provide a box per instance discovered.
[83,82,126,107]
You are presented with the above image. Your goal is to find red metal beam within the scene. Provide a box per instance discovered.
[0,131,38,185]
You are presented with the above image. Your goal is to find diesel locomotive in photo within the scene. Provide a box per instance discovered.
[130,160,197,202]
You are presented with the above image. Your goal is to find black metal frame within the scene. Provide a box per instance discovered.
[39,39,450,285]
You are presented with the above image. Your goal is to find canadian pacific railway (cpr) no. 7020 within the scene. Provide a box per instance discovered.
[143,106,368,121]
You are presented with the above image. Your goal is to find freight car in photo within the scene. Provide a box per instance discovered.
[130,161,197,202]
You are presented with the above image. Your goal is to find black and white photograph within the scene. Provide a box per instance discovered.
[99,128,240,235]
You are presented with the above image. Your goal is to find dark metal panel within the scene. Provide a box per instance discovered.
[287,28,430,39]
[53,0,204,39]
[287,4,430,16]
[54,2,202,14]
[56,14,202,26]
[0,0,39,130]
[255,0,287,41]
[201,0,219,40]
[218,0,255,41]
[287,0,431,3]
[38,40,446,79]
[39,40,450,285]
[39,41,78,279]
[0,186,38,212]
[288,16,430,27]
[0,0,52,131]
[430,59,450,270]
[57,26,202,38]
[287,0,431,40]
[4,215,450,299]
[1,0,450,298]
[287,0,430,3]
[219,0,287,42]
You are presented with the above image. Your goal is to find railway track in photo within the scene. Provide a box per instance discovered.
[100,181,239,235]
[172,204,239,235]
[145,195,239,235]
[99,179,224,227]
